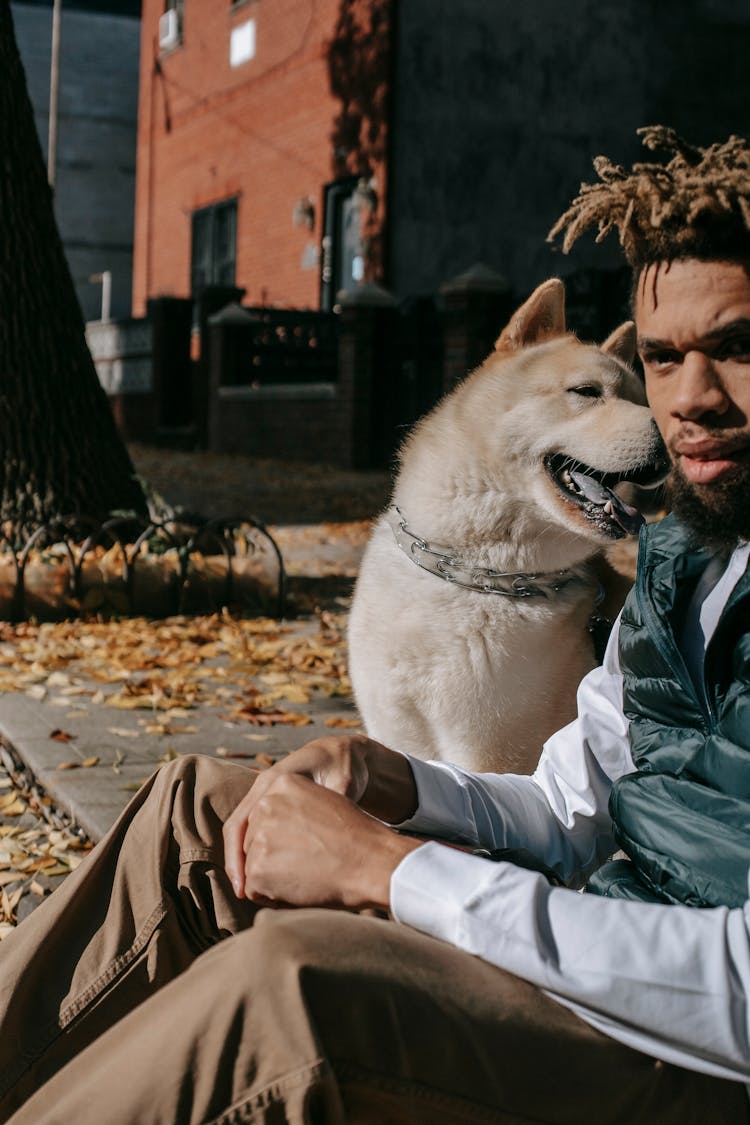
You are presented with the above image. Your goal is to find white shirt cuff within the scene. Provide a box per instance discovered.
[390,839,511,939]
[391,755,477,840]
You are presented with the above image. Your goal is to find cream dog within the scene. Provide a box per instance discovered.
[348,279,666,773]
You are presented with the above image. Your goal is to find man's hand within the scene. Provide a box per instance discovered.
[222,735,418,898]
[237,772,422,910]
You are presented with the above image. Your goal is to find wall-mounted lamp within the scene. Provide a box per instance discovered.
[353,177,378,214]
[292,196,316,231]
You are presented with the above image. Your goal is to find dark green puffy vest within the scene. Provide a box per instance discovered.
[588,515,750,908]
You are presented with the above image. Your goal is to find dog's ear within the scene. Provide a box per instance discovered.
[495,278,566,352]
[601,321,637,366]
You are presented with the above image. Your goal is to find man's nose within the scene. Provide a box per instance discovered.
[671,351,730,420]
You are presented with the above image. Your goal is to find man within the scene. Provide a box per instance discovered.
[2,126,750,1122]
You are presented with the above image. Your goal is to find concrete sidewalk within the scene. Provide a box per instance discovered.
[0,523,370,844]
[0,620,359,843]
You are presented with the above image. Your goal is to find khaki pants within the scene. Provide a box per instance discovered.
[0,754,746,1124]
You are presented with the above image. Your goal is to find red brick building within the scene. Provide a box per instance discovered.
[132,0,391,316]
[120,1,750,465]
[133,0,750,322]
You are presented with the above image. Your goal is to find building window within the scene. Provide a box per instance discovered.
[191,199,238,296]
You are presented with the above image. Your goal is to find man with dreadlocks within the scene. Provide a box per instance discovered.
[2,128,750,1123]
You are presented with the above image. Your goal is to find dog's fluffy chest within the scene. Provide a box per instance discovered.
[348,520,600,773]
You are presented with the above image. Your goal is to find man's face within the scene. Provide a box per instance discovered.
[635,258,750,548]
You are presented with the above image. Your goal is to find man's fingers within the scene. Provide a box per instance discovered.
[220,739,372,899]
[222,798,252,898]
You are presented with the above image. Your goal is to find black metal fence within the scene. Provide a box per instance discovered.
[220,308,339,387]
[0,515,285,622]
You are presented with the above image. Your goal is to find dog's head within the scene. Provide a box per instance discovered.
[452,278,669,544]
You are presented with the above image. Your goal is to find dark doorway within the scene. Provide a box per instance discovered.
[320,176,362,310]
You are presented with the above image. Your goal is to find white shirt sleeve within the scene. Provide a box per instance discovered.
[396,616,633,885]
[390,609,750,1080]
[391,844,750,1081]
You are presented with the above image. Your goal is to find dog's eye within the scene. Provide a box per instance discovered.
[568,385,602,398]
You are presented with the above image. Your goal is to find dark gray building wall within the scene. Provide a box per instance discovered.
[10,2,140,321]
[389,0,750,301]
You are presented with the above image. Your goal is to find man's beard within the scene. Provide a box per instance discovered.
[667,460,750,552]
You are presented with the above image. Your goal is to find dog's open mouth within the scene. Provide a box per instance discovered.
[544,453,665,540]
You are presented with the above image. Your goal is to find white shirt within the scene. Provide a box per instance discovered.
[390,541,750,1083]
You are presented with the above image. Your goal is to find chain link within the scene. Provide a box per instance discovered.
[388,508,580,600]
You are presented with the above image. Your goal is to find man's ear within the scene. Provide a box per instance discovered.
[601,321,637,366]
[495,278,566,353]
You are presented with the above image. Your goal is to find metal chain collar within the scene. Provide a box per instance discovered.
[387,507,582,599]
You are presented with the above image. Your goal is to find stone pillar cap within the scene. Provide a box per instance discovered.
[440,263,511,295]
[337,282,398,309]
[207,302,260,326]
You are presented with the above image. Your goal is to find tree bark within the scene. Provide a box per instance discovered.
[0,1,147,536]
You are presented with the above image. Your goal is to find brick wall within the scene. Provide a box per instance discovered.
[133,0,382,316]
[206,288,401,468]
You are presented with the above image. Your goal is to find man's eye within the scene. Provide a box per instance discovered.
[718,338,750,362]
[641,350,679,368]
[568,385,602,398]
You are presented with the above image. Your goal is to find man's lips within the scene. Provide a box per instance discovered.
[673,440,750,484]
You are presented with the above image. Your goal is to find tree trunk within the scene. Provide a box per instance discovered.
[0,2,148,537]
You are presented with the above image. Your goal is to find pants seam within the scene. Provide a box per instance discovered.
[0,898,168,1105]
[179,848,220,864]
[58,899,168,1025]
[204,1059,331,1125]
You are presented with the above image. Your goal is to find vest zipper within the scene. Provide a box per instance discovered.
[637,537,712,734]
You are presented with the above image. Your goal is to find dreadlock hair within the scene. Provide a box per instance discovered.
[548,126,750,273]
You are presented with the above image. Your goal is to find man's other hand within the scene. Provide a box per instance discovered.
[222,735,419,900]
[234,772,422,910]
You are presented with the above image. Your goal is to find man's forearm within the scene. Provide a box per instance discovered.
[392,842,750,1082]
[358,740,419,824]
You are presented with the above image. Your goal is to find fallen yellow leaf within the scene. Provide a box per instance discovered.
[0,799,26,816]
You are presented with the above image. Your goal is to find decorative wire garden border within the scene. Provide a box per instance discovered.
[0,514,286,622]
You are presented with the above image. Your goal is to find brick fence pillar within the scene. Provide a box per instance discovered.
[337,282,399,470]
[206,302,260,451]
[147,296,193,438]
[194,285,246,447]
[440,263,513,392]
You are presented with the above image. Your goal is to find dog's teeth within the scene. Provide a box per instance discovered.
[603,500,613,515]
[562,470,572,485]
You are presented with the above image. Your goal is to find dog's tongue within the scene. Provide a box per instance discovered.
[569,470,644,535]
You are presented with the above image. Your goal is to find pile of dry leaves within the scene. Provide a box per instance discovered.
[0,611,350,726]
[0,746,92,937]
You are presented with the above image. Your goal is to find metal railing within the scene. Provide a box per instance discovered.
[222,307,339,387]
[0,514,285,622]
